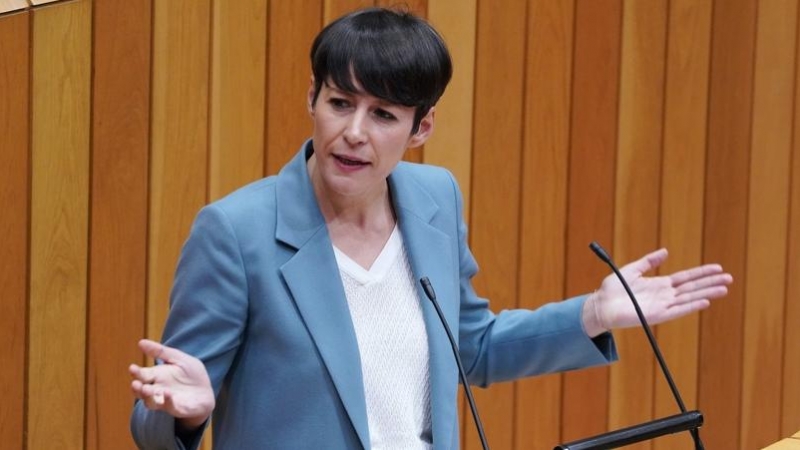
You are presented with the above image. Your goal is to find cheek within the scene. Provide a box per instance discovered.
[312,115,337,142]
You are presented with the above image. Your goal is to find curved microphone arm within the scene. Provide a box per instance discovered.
[420,277,489,450]
[554,242,705,450]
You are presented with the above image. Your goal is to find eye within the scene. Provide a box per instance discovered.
[373,108,397,121]
[328,97,350,110]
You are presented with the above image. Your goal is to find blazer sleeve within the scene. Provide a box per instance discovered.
[131,204,249,449]
[445,173,617,388]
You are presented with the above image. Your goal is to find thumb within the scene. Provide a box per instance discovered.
[138,339,186,364]
[621,248,668,276]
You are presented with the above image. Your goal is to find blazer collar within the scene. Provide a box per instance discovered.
[276,141,458,449]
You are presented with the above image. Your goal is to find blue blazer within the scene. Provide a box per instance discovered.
[131,141,616,450]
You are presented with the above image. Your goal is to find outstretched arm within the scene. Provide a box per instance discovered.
[582,248,733,337]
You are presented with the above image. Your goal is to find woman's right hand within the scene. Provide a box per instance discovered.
[129,339,215,430]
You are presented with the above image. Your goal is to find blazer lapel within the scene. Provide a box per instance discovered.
[274,147,461,449]
[390,170,459,450]
[276,143,370,449]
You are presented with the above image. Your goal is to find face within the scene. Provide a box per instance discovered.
[307,78,434,203]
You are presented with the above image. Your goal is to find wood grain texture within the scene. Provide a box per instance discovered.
[5,2,800,447]
[466,1,526,448]
[264,0,320,175]
[425,1,476,440]
[784,14,800,435]
[0,10,29,450]
[86,0,151,448]
[700,0,757,448]
[148,0,211,343]
[377,0,425,16]
[741,1,797,447]
[562,0,622,441]
[653,1,712,448]
[608,3,667,447]
[28,1,91,448]
[426,0,476,220]
[209,0,266,201]
[514,1,574,448]
[324,0,374,24]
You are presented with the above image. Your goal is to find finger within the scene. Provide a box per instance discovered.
[622,248,669,276]
[130,364,159,384]
[675,286,729,304]
[152,389,165,406]
[660,299,711,323]
[139,381,169,407]
[673,273,733,295]
[669,264,726,286]
[138,339,185,364]
[131,379,146,399]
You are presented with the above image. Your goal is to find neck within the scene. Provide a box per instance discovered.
[307,154,396,232]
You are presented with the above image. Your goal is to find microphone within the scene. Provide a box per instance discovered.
[555,242,704,450]
[420,277,489,450]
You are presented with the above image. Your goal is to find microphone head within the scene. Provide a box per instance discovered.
[420,277,436,301]
[589,241,612,264]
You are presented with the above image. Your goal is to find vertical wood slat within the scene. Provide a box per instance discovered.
[426,0,476,219]
[654,0,713,448]
[786,37,800,434]
[0,10,29,450]
[86,0,152,449]
[6,2,800,447]
[426,1,477,440]
[609,3,667,447]
[562,0,622,441]
[148,0,212,342]
[784,5,800,434]
[515,0,575,447]
[264,1,320,175]
[378,0,425,16]
[467,1,526,448]
[323,0,374,24]
[742,0,798,448]
[701,0,758,448]
[209,0,267,201]
[28,1,92,449]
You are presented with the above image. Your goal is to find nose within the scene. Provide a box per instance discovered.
[343,110,367,146]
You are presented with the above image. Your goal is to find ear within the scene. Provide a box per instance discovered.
[307,75,316,116]
[408,107,435,148]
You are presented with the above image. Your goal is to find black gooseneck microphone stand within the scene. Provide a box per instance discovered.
[420,277,490,450]
[555,242,704,450]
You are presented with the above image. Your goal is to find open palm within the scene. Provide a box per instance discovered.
[129,339,215,429]
[591,249,732,331]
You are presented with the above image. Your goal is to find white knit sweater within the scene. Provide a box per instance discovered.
[333,226,433,449]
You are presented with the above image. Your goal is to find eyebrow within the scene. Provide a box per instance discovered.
[324,82,398,108]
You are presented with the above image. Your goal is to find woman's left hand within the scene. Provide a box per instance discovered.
[582,248,733,337]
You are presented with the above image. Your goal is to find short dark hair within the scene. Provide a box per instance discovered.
[310,7,453,133]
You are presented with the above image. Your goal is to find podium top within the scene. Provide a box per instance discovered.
[762,431,800,449]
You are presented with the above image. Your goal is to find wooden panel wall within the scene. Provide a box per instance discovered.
[28,2,91,449]
[1,1,798,449]
[654,1,712,448]
[0,8,29,450]
[87,0,151,448]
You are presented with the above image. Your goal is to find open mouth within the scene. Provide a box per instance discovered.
[334,154,369,167]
